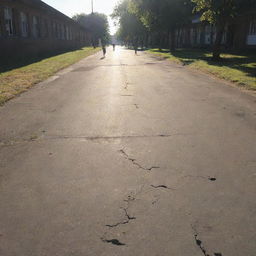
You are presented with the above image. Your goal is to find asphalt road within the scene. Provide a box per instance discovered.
[0,47,256,256]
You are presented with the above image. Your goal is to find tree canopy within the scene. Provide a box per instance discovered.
[111,0,148,47]
[192,0,256,59]
[73,12,110,46]
[112,0,254,58]
[130,0,193,50]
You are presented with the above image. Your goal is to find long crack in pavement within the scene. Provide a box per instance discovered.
[150,184,175,190]
[192,226,223,256]
[119,149,160,171]
[101,238,126,246]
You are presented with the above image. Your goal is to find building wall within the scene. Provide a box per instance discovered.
[0,0,92,59]
[175,13,256,50]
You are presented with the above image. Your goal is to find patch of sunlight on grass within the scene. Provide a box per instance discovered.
[147,48,256,90]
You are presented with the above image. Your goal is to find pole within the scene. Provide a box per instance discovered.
[91,0,94,14]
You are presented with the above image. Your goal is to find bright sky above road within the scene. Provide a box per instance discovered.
[42,0,119,34]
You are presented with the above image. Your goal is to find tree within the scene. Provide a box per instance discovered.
[130,0,192,51]
[111,0,148,47]
[73,12,110,47]
[192,0,256,60]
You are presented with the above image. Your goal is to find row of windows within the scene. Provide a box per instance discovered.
[175,18,256,47]
[249,19,256,35]
[0,6,88,41]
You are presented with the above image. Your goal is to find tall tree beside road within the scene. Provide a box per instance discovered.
[111,0,148,47]
[73,13,110,47]
[130,0,193,51]
[192,0,256,60]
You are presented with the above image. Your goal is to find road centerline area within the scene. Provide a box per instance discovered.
[0,47,255,256]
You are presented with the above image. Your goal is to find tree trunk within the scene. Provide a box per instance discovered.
[170,28,176,52]
[157,32,161,51]
[212,24,225,61]
[159,33,164,51]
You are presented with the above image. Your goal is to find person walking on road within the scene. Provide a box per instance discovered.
[102,44,106,58]
[133,39,138,55]
[112,44,116,51]
[134,44,138,55]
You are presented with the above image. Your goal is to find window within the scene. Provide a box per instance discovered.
[66,26,69,40]
[4,7,14,36]
[205,25,211,44]
[61,24,65,40]
[56,23,60,39]
[32,16,39,38]
[247,18,256,45]
[43,19,48,38]
[249,19,256,35]
[0,12,2,36]
[20,12,28,37]
[52,22,57,38]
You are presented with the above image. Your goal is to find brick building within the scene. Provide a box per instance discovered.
[0,0,92,59]
[175,12,256,50]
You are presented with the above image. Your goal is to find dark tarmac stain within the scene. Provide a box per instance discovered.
[185,175,217,182]
[30,135,38,141]
[152,198,160,205]
[101,238,126,246]
[235,111,245,118]
[72,66,97,72]
[145,62,157,65]
[124,195,135,202]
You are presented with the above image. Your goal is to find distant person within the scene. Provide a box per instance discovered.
[112,44,116,51]
[102,45,106,57]
[134,44,138,55]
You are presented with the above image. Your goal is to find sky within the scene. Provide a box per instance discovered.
[42,0,119,34]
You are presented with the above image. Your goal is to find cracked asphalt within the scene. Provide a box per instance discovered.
[0,47,256,256]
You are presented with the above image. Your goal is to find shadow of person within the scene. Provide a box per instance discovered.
[100,56,105,60]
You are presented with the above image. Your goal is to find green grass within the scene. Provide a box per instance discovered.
[147,48,256,90]
[0,47,100,105]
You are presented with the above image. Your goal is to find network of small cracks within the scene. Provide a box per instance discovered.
[192,226,222,256]
[119,149,160,171]
[101,183,176,246]
[105,207,136,228]
[102,192,139,246]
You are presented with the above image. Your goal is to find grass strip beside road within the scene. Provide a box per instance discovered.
[147,49,256,90]
[0,47,100,105]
